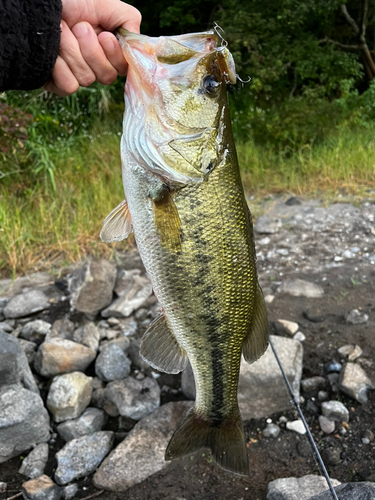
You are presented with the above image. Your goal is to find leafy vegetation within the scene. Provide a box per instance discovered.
[1,0,375,275]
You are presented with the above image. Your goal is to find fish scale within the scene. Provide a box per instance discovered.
[100,28,269,475]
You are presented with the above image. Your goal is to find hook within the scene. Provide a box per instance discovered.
[213,22,228,48]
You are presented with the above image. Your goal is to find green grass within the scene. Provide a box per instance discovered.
[1,122,375,277]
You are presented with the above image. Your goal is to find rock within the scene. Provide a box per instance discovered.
[346,309,369,325]
[22,475,62,500]
[0,482,6,492]
[101,272,152,318]
[321,401,349,423]
[185,336,303,419]
[3,290,50,319]
[285,197,301,206]
[68,259,117,315]
[61,484,79,500]
[274,319,299,336]
[21,320,51,343]
[363,429,374,442]
[54,431,114,485]
[324,361,342,374]
[91,388,120,417]
[327,373,339,392]
[18,339,37,364]
[93,401,192,491]
[127,339,150,370]
[309,482,375,500]
[303,309,326,323]
[293,332,306,342]
[318,415,335,434]
[238,335,303,419]
[47,372,93,423]
[277,279,324,298]
[0,331,39,393]
[286,419,306,435]
[50,318,75,340]
[95,343,131,382]
[337,344,363,361]
[34,338,96,377]
[265,295,275,304]
[301,376,326,392]
[19,443,49,478]
[263,423,281,438]
[339,362,374,403]
[318,390,329,402]
[267,475,341,500]
[105,376,160,420]
[255,215,281,234]
[72,322,100,352]
[0,384,50,463]
[322,447,341,465]
[56,407,107,441]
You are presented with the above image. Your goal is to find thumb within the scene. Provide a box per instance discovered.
[99,0,141,34]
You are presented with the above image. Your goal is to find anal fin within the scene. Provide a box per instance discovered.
[243,283,269,364]
[140,313,188,374]
[100,200,132,242]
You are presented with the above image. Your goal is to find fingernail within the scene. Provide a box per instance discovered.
[73,23,89,38]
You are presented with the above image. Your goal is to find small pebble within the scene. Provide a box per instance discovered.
[318,415,335,434]
[362,438,370,445]
[363,429,374,442]
[301,376,326,392]
[286,419,306,435]
[322,447,341,465]
[0,482,7,493]
[346,309,369,325]
[278,416,288,424]
[324,361,342,374]
[62,483,79,500]
[266,418,272,424]
[318,390,329,402]
[264,295,275,304]
[348,345,363,361]
[293,331,306,342]
[262,423,280,438]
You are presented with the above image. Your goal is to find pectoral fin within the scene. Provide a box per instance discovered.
[140,313,188,374]
[100,200,133,242]
[243,283,269,364]
[152,189,182,252]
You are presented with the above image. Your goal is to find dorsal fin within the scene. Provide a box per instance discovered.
[100,200,133,242]
[140,313,188,374]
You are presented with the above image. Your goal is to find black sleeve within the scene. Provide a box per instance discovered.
[0,0,62,91]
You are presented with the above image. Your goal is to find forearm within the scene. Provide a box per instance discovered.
[0,0,62,91]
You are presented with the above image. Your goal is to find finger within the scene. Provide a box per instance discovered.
[59,20,96,87]
[46,56,79,96]
[72,22,118,85]
[98,32,128,76]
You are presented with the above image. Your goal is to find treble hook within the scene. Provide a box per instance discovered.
[237,75,251,84]
[213,22,228,48]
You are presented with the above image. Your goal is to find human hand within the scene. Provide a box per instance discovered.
[44,0,141,96]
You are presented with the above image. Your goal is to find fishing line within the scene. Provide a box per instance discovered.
[269,338,339,500]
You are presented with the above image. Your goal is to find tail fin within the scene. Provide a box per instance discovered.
[165,407,249,476]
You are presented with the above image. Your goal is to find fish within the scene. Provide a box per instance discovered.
[100,27,269,476]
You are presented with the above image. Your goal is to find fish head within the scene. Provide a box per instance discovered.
[118,29,237,184]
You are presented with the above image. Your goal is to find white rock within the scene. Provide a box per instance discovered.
[267,475,341,500]
[265,295,275,304]
[346,309,369,325]
[21,319,51,343]
[47,372,93,423]
[277,279,324,298]
[321,400,349,423]
[293,332,306,342]
[286,419,306,434]
[274,319,299,336]
[318,415,335,435]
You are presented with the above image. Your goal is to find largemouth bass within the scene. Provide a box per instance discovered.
[100,28,269,476]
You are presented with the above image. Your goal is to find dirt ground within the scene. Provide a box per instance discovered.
[1,195,375,500]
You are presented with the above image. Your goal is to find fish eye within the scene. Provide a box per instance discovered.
[202,75,221,96]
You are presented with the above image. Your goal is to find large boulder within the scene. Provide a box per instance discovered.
[68,259,117,315]
[0,384,50,463]
[93,401,192,491]
[309,482,375,500]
